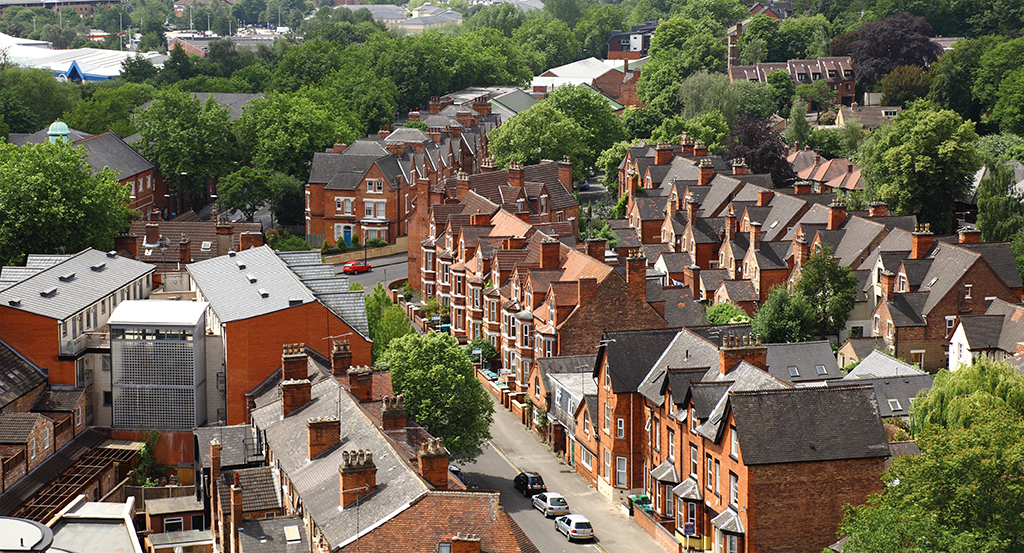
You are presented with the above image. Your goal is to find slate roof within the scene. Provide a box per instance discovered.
[887,293,927,327]
[837,374,933,419]
[957,242,1023,290]
[841,337,887,363]
[960,298,1024,354]
[688,382,731,420]
[239,516,308,553]
[187,246,316,323]
[32,388,83,412]
[0,412,42,444]
[633,196,666,220]
[8,127,94,145]
[660,287,708,328]
[699,270,728,298]
[0,339,47,411]
[72,131,153,180]
[218,466,282,513]
[729,384,890,465]
[193,425,259,469]
[843,349,923,379]
[657,252,693,274]
[250,371,429,550]
[716,279,757,303]
[598,328,681,394]
[637,328,719,402]
[765,341,842,384]
[0,248,155,321]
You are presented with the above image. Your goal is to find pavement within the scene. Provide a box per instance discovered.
[332,253,409,292]
[476,395,663,553]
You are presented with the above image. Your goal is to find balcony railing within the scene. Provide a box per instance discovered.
[77,368,93,389]
[60,332,110,356]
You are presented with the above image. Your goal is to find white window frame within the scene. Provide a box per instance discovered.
[615,456,627,487]
[604,405,611,430]
[43,426,50,449]
[690,445,698,477]
[730,427,738,459]
[604,449,612,480]
[668,429,675,460]
[580,447,592,469]
[729,472,738,506]
[164,517,184,533]
[616,417,625,439]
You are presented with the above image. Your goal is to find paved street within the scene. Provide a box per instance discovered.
[462,395,663,553]
[331,253,409,292]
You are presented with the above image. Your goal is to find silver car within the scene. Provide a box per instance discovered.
[532,492,570,517]
[555,514,594,541]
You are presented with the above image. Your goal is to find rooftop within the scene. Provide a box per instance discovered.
[107,300,208,327]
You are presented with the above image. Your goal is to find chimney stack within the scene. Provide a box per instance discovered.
[307,416,341,460]
[508,161,524,188]
[958,228,981,244]
[408,110,420,121]
[750,221,762,250]
[756,189,773,207]
[686,199,699,222]
[540,239,560,269]
[626,254,647,301]
[683,264,701,300]
[339,450,377,508]
[472,96,492,117]
[417,437,449,489]
[455,170,470,200]
[282,343,307,381]
[693,141,708,157]
[793,182,812,195]
[724,212,736,242]
[732,158,748,176]
[281,379,312,417]
[470,212,491,226]
[827,197,847,230]
[150,209,162,221]
[378,126,390,139]
[558,156,573,189]
[348,366,373,401]
[333,143,348,153]
[210,439,222,483]
[481,157,496,173]
[868,201,888,217]
[381,395,407,436]
[239,232,263,251]
[697,158,715,186]
[718,334,766,375]
[880,270,896,301]
[794,233,810,269]
[145,222,160,246]
[216,219,234,256]
[230,472,243,553]
[585,239,606,262]
[451,534,482,553]
[331,339,353,378]
[179,233,191,264]
[910,223,933,260]
[681,132,694,155]
[655,143,673,165]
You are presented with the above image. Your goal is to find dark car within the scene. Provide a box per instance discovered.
[513,472,546,497]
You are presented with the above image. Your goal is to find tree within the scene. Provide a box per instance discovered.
[62,82,155,137]
[512,17,580,70]
[860,100,980,234]
[794,243,858,337]
[738,13,783,62]
[0,67,80,134]
[546,84,624,171]
[649,111,730,153]
[751,285,816,343]
[268,171,304,226]
[218,166,276,222]
[846,13,942,87]
[706,302,751,324]
[678,71,739,124]
[679,0,747,28]
[911,357,1024,432]
[465,338,498,363]
[976,160,1024,242]
[783,100,812,149]
[766,68,795,115]
[974,133,1024,160]
[465,3,526,37]
[636,16,726,115]
[973,37,1024,116]
[234,91,359,180]
[733,80,777,119]
[574,5,624,58]
[136,89,239,209]
[375,305,415,360]
[544,0,589,27]
[487,103,590,181]
[726,115,797,188]
[120,54,160,84]
[382,332,495,462]
[0,140,136,266]
[927,35,1000,123]
[621,106,663,141]
[777,14,831,60]
[881,65,932,108]
[596,140,632,195]
[991,68,1024,136]
[271,39,345,92]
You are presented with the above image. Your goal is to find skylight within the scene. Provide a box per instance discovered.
[201,241,212,252]
[888,399,902,411]
[788,366,799,377]
[284,526,301,544]
[815,365,827,375]
[928,277,938,287]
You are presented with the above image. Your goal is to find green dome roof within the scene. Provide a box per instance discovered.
[47,121,70,143]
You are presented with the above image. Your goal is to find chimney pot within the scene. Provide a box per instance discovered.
[417,437,449,489]
[331,339,353,378]
[307,416,341,460]
[958,228,981,244]
[910,224,934,260]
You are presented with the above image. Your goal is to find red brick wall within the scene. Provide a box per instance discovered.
[746,457,885,553]
[634,505,682,553]
[0,382,45,414]
[0,307,72,386]
[223,302,372,425]
[105,428,196,468]
[556,275,666,357]
[0,446,27,490]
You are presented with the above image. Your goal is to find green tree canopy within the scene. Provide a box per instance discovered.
[0,140,136,266]
[62,82,155,137]
[783,99,811,148]
[973,37,1024,115]
[860,100,980,234]
[706,302,751,324]
[545,84,624,171]
[991,67,1024,136]
[751,285,816,343]
[927,35,999,123]
[487,102,590,181]
[794,243,858,337]
[218,166,276,222]
[636,16,726,116]
[512,17,580,70]
[465,3,527,37]
[382,332,495,462]
[881,65,932,108]
[912,357,1024,433]
[136,89,239,209]
[234,89,360,180]
[976,159,1024,242]
[649,110,730,153]
[270,39,346,92]
[574,5,624,58]
[0,67,80,134]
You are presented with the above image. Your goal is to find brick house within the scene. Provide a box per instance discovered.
[948,298,1024,369]
[870,227,1022,370]
[728,57,856,107]
[30,388,88,450]
[0,413,56,475]
[0,339,48,416]
[635,333,890,553]
[145,495,207,535]
[186,247,371,425]
[0,249,155,426]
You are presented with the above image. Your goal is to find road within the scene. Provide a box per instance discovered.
[459,395,663,553]
[332,253,409,292]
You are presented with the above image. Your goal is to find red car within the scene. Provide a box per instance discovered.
[342,260,372,274]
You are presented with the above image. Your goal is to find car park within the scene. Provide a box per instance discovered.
[555,514,594,541]
[341,260,371,274]
[513,472,546,497]
[532,492,570,517]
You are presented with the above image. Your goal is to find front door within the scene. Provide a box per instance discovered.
[343,227,352,246]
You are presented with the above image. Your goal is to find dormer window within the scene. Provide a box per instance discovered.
[844,70,853,78]
[827,70,837,79]
[812,72,821,80]
[882,109,898,118]
[797,73,807,82]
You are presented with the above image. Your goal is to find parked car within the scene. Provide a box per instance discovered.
[342,260,371,274]
[577,179,590,191]
[513,472,546,497]
[555,514,594,541]
[532,492,570,517]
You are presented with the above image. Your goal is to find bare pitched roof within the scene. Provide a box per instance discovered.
[0,340,47,411]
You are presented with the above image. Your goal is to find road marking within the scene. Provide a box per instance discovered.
[489,439,521,474]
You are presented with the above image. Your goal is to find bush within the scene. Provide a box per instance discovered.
[267,229,311,252]
[706,302,751,324]
[613,193,629,219]
[465,338,498,361]
[401,282,415,302]
[365,237,388,248]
